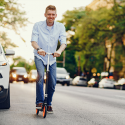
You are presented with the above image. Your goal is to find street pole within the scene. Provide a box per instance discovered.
[63,51,65,67]
[78,56,80,76]
[56,51,65,67]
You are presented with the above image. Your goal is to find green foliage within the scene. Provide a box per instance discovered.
[59,7,86,31]
[59,0,125,78]
[65,49,77,78]
[0,0,28,50]
[56,41,77,78]
[0,0,28,30]
[74,1,125,73]
[0,32,18,50]
[0,0,28,67]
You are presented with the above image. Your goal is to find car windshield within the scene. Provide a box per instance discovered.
[80,77,87,81]
[57,68,67,74]
[14,69,26,73]
[32,71,37,75]
[107,79,114,81]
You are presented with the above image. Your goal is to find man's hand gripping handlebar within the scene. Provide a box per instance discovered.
[37,49,61,57]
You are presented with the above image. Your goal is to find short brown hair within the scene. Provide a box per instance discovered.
[45,5,56,13]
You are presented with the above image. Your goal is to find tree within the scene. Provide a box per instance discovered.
[58,7,86,77]
[59,7,86,31]
[75,0,125,77]
[59,0,125,79]
[0,0,28,50]
[0,0,27,33]
[0,32,17,50]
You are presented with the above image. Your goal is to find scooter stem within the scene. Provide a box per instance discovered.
[46,53,53,71]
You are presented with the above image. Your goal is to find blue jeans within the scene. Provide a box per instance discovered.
[34,56,56,106]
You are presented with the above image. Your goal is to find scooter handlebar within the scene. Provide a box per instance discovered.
[45,52,54,56]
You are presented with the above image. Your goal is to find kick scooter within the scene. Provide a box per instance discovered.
[36,52,53,118]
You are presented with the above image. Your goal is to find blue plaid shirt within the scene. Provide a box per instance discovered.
[31,20,66,65]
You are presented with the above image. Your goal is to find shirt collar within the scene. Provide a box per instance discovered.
[43,20,56,29]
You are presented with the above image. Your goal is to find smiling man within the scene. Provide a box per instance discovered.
[31,5,66,113]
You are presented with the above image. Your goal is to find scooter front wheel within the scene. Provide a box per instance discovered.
[43,105,47,118]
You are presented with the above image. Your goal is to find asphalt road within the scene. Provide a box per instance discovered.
[0,82,125,125]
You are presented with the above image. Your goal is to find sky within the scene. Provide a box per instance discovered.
[6,0,93,61]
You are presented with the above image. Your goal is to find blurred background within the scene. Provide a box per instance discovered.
[1,0,125,84]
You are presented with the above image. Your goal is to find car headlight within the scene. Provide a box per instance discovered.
[2,62,7,66]
[44,75,46,79]
[12,73,16,78]
[0,62,7,66]
[24,74,28,78]
[31,75,36,79]
[66,75,70,79]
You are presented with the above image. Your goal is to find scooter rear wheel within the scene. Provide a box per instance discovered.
[43,105,47,118]
[36,109,39,115]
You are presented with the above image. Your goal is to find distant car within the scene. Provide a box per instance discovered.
[99,78,116,88]
[56,67,70,86]
[28,69,37,82]
[114,78,125,90]
[9,67,28,83]
[72,76,87,86]
[0,43,15,109]
[88,78,99,87]
[44,72,46,83]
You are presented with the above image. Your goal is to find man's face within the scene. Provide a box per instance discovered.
[44,10,57,24]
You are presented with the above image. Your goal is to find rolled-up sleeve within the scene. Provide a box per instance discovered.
[31,23,39,43]
[59,24,67,46]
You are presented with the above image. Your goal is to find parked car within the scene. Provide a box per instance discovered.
[28,69,37,82]
[114,78,125,90]
[44,72,46,83]
[99,78,116,88]
[72,76,87,86]
[88,78,100,87]
[9,67,28,83]
[0,43,15,109]
[56,67,70,86]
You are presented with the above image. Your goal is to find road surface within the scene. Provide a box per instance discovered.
[0,82,125,125]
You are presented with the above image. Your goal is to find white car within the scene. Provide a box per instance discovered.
[88,78,99,87]
[99,78,116,88]
[28,69,37,82]
[0,43,15,109]
[72,76,87,86]
[114,78,125,90]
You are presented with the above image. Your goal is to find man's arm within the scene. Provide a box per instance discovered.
[31,41,46,56]
[53,43,66,57]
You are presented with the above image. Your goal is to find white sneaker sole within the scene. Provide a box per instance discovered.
[36,107,42,109]
[47,111,53,114]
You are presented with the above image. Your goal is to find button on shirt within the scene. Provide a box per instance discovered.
[31,20,66,65]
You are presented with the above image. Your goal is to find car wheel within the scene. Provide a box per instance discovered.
[123,84,125,90]
[120,85,123,90]
[9,79,13,83]
[67,82,70,86]
[0,84,10,109]
[62,83,65,86]
[9,80,12,83]
[24,80,28,84]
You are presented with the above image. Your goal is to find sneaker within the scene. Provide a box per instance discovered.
[47,106,53,113]
[36,103,43,109]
